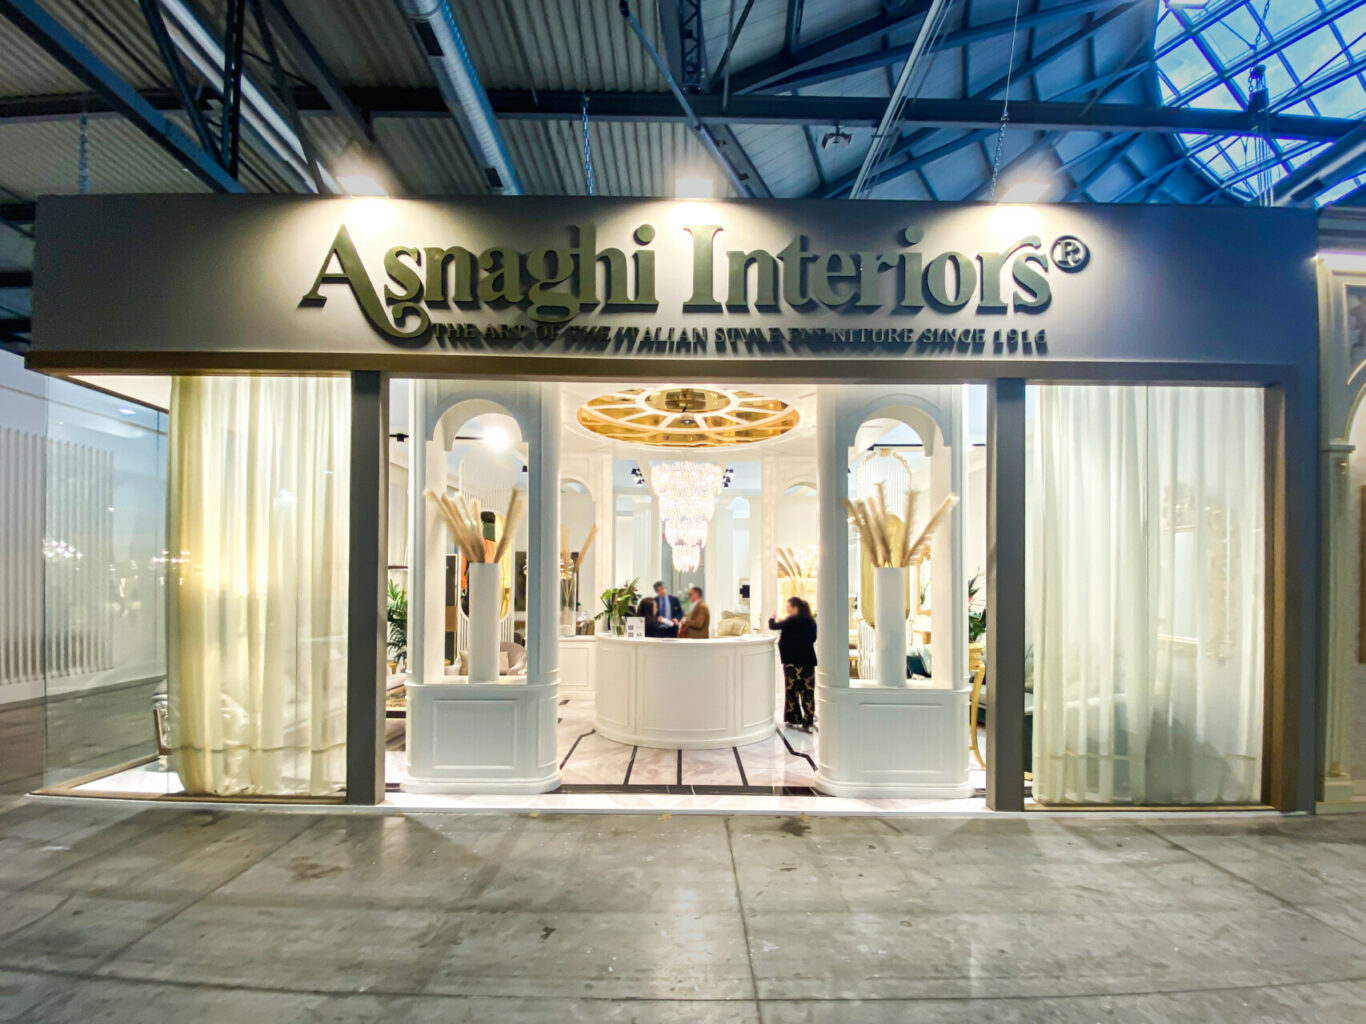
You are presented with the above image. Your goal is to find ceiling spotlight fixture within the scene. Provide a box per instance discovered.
[821,126,852,150]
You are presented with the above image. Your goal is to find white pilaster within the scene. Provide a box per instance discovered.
[816,388,850,689]
[1323,442,1356,802]
[758,454,779,628]
[528,383,561,687]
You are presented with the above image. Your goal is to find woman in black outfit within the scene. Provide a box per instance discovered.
[769,597,817,731]
[637,597,678,638]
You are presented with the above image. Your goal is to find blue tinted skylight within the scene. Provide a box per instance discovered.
[1155,0,1366,205]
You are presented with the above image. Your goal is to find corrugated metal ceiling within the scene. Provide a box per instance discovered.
[0,0,1254,212]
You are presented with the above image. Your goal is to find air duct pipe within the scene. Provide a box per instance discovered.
[400,0,522,195]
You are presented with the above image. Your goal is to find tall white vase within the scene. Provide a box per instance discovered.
[872,566,908,687]
[466,562,501,684]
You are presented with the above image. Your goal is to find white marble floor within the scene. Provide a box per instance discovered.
[61,695,993,815]
[552,696,820,790]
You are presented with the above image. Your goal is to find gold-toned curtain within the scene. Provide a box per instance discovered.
[167,377,350,796]
[1030,385,1264,805]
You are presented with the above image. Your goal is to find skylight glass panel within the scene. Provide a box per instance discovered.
[1155,0,1366,204]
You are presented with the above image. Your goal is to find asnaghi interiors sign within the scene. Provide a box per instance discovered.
[300,219,1090,355]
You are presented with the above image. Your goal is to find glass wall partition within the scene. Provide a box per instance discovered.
[1025,385,1267,806]
[40,374,168,788]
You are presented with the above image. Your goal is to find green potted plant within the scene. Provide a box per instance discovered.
[595,579,640,635]
[386,579,408,671]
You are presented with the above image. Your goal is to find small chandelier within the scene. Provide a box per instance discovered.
[650,461,725,574]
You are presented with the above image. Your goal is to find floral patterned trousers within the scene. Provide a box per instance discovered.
[783,663,816,730]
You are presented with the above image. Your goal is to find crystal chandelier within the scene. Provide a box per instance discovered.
[650,461,726,574]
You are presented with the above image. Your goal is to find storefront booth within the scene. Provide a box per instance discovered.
[27,195,1321,812]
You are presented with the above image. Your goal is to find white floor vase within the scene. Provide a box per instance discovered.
[872,565,909,687]
[466,561,501,684]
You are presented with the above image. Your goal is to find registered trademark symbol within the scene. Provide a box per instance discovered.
[1051,236,1089,272]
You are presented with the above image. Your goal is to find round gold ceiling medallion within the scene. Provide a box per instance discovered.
[576,386,800,449]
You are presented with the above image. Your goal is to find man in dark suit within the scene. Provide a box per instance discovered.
[653,580,682,628]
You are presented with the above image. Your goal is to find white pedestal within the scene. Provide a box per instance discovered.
[402,678,560,793]
[559,635,596,695]
[592,635,778,749]
[814,682,973,799]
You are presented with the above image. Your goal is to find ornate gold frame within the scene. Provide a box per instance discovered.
[575,386,799,448]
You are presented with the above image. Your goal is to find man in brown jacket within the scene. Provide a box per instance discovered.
[678,585,711,639]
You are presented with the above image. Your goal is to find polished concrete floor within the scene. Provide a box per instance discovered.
[0,794,1364,1022]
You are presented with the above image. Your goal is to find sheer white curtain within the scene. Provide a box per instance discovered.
[1029,386,1264,805]
[167,377,350,796]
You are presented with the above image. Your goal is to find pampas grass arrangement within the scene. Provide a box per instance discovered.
[776,546,815,582]
[844,487,959,568]
[425,487,526,564]
[560,523,598,579]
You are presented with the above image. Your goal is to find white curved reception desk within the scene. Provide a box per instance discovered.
[592,634,778,749]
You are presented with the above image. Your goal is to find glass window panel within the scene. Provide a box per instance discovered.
[1316,178,1361,205]
[1157,1,1359,204]
[1154,9,1182,48]
[1307,78,1366,118]
[1203,19,1253,64]
[1262,0,1320,37]
[1219,5,1262,50]
[1282,26,1347,83]
[41,377,168,788]
[1189,81,1244,110]
[1160,39,1217,93]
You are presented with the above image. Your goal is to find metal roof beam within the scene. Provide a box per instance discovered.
[810,3,1147,198]
[0,270,31,289]
[723,0,932,95]
[257,0,373,145]
[0,0,244,193]
[752,0,1133,95]
[0,203,34,224]
[477,92,1350,141]
[4,88,1353,144]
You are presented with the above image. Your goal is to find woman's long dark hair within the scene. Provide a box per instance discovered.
[636,597,657,621]
[787,596,812,619]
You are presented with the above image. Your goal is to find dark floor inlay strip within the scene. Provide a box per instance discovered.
[778,729,817,770]
[732,747,748,787]
[623,745,639,785]
[559,728,594,770]
[557,783,822,797]
[676,749,683,787]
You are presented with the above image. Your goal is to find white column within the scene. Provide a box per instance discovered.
[933,386,967,692]
[816,389,850,688]
[1323,441,1355,800]
[420,418,448,685]
[591,453,615,610]
[527,383,561,687]
[407,381,425,686]
[408,380,452,687]
[758,455,779,628]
